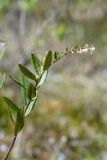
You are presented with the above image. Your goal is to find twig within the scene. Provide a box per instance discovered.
[2,99,31,160]
[51,46,95,65]
[2,136,17,160]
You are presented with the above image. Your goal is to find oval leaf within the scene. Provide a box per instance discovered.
[3,97,19,112]
[27,83,36,100]
[54,52,60,60]
[14,107,24,135]
[43,50,52,71]
[25,96,37,117]
[37,71,48,88]
[31,53,41,75]
[19,64,36,81]
[20,73,29,105]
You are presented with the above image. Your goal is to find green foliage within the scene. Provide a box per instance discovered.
[54,52,60,60]
[1,45,95,159]
[3,97,19,112]
[3,45,94,133]
[37,70,48,88]
[31,53,41,75]
[20,73,29,105]
[84,152,96,160]
[7,105,15,125]
[27,83,36,100]
[19,64,36,81]
[14,107,24,135]
[0,0,11,10]
[25,95,37,117]
[3,50,54,136]
[9,75,25,88]
[43,50,52,71]
[3,97,19,126]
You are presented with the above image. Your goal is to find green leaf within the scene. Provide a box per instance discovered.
[14,107,24,136]
[54,52,60,60]
[37,71,48,88]
[43,50,52,71]
[9,75,25,88]
[20,73,29,105]
[3,97,19,112]
[7,105,15,125]
[0,73,5,88]
[25,95,37,117]
[19,64,36,81]
[27,83,36,100]
[31,53,41,75]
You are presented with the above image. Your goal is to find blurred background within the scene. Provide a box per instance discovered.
[0,0,107,159]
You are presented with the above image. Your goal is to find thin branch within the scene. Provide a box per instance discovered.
[51,46,95,66]
[3,99,31,160]
[2,136,17,160]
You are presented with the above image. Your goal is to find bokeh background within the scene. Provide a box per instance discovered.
[0,0,107,159]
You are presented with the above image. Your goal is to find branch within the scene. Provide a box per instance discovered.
[51,45,95,65]
[2,136,17,160]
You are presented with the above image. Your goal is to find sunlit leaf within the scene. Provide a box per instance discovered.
[31,53,41,75]
[43,50,52,71]
[37,71,48,88]
[25,95,37,117]
[19,64,36,81]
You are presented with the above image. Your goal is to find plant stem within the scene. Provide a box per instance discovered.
[3,98,32,160]
[51,46,95,65]
[3,136,17,160]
